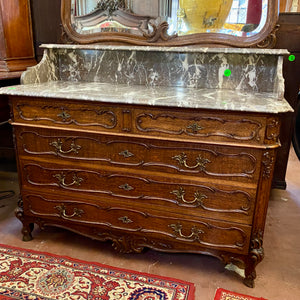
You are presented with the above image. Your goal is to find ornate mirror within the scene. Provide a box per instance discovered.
[61,0,279,47]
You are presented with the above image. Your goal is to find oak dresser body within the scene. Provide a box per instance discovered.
[0,45,293,287]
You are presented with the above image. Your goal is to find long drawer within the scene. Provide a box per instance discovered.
[22,191,252,255]
[11,96,280,146]
[19,160,257,224]
[15,127,262,183]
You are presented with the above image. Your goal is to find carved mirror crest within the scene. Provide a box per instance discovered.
[61,0,279,47]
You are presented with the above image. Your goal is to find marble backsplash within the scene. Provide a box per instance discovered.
[21,45,287,96]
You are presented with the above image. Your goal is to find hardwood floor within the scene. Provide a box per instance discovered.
[0,147,299,300]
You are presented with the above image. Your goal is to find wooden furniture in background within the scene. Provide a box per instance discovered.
[0,0,36,72]
[0,77,19,165]
[273,13,300,188]
[29,0,61,62]
[0,0,36,166]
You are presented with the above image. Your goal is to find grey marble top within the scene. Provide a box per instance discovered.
[0,81,293,114]
[41,44,290,56]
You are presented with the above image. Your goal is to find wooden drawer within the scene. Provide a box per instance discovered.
[22,191,252,255]
[11,97,122,133]
[10,96,281,147]
[16,127,262,183]
[132,107,280,146]
[20,160,257,224]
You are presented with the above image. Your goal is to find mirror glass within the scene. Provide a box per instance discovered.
[70,0,268,37]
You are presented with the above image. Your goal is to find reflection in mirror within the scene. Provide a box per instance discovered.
[70,0,268,37]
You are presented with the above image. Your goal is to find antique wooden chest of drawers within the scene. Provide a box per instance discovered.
[0,45,293,287]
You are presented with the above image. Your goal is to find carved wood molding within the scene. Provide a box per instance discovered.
[136,113,263,142]
[61,0,279,48]
[243,231,265,287]
[94,0,126,15]
[142,21,178,43]
[95,232,173,253]
[262,151,275,179]
[22,146,257,183]
[16,104,117,129]
[265,118,280,143]
[255,24,280,49]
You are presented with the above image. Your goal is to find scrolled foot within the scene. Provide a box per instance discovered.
[22,232,33,242]
[22,223,34,241]
[243,276,254,288]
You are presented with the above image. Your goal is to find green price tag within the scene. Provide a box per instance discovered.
[8,87,16,90]
[288,55,296,62]
[224,69,232,77]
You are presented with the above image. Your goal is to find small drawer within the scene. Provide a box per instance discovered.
[11,97,121,133]
[16,127,261,183]
[20,161,256,225]
[22,192,251,255]
[133,108,280,146]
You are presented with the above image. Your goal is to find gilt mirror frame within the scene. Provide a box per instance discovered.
[61,0,279,48]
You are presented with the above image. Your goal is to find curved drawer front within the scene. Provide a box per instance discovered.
[12,98,120,133]
[11,97,281,147]
[16,128,261,183]
[133,108,280,146]
[21,161,256,224]
[23,192,251,254]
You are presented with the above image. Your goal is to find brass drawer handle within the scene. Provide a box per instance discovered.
[57,110,71,121]
[53,173,83,187]
[187,123,203,133]
[169,223,204,241]
[172,152,211,171]
[50,139,81,154]
[171,187,207,206]
[118,216,133,224]
[119,150,134,158]
[119,183,134,191]
[55,204,84,219]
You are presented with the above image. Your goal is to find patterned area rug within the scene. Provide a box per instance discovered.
[214,288,267,300]
[0,244,195,300]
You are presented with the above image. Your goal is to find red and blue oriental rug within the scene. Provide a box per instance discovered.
[214,288,267,300]
[0,244,195,300]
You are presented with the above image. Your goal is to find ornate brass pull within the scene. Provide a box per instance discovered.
[171,187,208,206]
[119,183,134,191]
[119,150,134,158]
[187,123,203,134]
[169,223,204,241]
[57,110,71,121]
[53,173,83,187]
[50,139,81,154]
[118,216,133,224]
[55,204,84,219]
[172,152,211,171]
